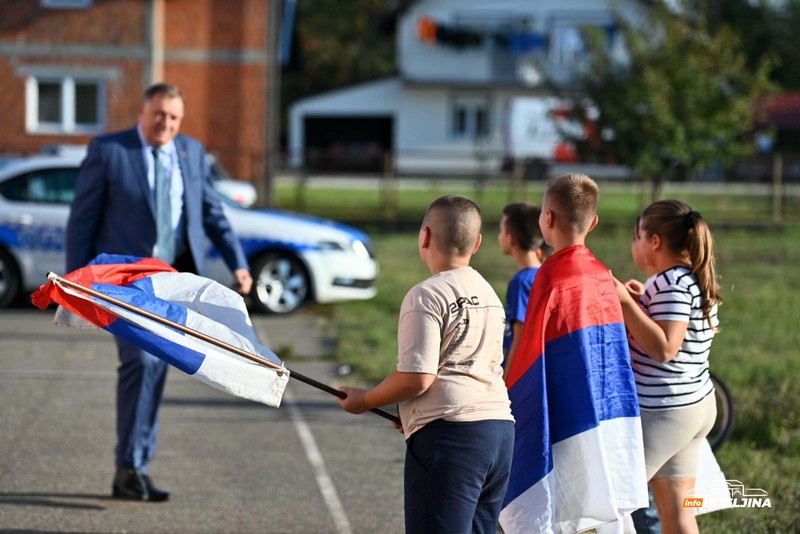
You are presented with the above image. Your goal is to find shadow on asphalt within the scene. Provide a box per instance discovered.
[0,492,108,510]
[162,397,346,413]
[161,396,268,408]
[161,397,400,426]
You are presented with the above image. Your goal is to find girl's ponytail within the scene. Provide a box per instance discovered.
[640,200,721,327]
[684,212,721,326]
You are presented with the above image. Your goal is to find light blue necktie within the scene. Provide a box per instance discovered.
[153,147,175,264]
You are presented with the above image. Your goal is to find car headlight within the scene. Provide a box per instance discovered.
[318,239,374,260]
[350,239,372,260]
[318,241,346,252]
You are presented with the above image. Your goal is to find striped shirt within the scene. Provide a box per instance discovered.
[629,266,718,410]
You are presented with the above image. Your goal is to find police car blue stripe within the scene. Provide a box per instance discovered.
[253,208,371,243]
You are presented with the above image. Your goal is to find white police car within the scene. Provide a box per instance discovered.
[0,153,378,313]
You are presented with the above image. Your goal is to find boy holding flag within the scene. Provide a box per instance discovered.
[337,195,514,533]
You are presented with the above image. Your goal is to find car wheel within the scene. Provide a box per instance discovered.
[250,252,310,314]
[0,248,21,308]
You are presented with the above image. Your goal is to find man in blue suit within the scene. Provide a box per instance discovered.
[66,83,253,502]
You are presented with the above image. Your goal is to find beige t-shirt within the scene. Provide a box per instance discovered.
[396,266,513,438]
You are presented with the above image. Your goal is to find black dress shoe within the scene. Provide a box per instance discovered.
[112,468,170,502]
[112,468,149,501]
[141,473,170,502]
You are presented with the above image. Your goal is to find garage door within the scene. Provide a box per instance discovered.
[304,116,393,172]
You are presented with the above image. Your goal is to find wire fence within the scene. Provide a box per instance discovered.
[271,152,800,228]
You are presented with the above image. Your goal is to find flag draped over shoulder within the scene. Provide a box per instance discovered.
[32,254,289,407]
[500,245,648,534]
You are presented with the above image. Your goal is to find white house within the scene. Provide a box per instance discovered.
[289,0,643,174]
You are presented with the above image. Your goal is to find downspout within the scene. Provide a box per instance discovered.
[146,0,165,86]
[264,0,282,207]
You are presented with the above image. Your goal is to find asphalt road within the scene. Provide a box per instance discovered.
[0,306,405,533]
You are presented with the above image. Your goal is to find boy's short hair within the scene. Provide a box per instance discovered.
[545,174,599,233]
[503,202,545,252]
[423,195,482,256]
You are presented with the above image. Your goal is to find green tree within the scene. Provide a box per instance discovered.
[575,2,774,200]
[706,0,800,90]
[280,0,397,140]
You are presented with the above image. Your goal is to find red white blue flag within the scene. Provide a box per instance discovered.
[500,245,648,533]
[32,254,289,407]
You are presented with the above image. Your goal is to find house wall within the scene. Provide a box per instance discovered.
[288,79,401,166]
[400,0,533,84]
[0,0,148,154]
[399,0,642,86]
[396,86,516,174]
[289,80,515,174]
[289,0,648,174]
[164,0,270,181]
[0,0,271,182]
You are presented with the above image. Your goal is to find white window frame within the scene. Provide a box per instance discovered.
[25,75,105,135]
[450,94,490,140]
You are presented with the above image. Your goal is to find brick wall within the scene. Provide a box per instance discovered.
[164,0,269,181]
[0,1,147,45]
[0,0,271,182]
[0,1,148,155]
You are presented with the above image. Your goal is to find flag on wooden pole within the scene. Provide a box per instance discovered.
[32,254,289,407]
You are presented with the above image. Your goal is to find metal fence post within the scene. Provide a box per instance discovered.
[510,158,525,202]
[381,151,398,221]
[295,158,308,211]
[772,152,784,224]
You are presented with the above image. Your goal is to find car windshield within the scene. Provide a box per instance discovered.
[207,152,231,183]
[1,166,79,205]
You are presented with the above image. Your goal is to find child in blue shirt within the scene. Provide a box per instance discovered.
[498,202,553,376]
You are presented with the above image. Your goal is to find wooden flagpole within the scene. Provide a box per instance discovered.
[47,273,401,425]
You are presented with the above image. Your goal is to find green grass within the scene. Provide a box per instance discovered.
[285,180,799,531]
[326,223,799,532]
[275,180,800,226]
[332,228,800,532]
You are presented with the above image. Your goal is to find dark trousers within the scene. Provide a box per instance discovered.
[114,336,169,473]
[112,247,192,473]
[404,419,514,534]
[631,487,662,534]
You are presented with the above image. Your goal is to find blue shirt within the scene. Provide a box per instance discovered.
[136,125,185,231]
[136,125,186,257]
[503,267,539,359]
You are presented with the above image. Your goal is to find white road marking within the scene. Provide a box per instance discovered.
[284,387,353,534]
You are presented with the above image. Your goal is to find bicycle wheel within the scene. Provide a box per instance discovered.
[709,373,735,451]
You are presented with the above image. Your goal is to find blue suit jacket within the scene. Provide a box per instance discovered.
[66,127,248,275]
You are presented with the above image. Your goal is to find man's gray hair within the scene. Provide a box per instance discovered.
[143,83,185,104]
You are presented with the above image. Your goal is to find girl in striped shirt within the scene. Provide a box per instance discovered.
[614,199,721,534]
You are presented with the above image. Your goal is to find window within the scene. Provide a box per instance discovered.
[451,96,490,140]
[26,77,104,134]
[550,25,586,69]
[0,168,79,205]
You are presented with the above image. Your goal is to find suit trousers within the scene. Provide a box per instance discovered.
[114,336,169,472]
